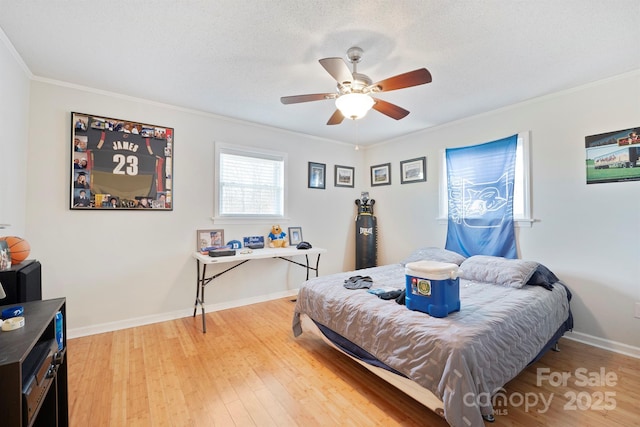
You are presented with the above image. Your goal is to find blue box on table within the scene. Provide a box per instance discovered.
[405,260,460,318]
[243,236,264,249]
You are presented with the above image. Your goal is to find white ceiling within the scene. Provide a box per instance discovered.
[1,1,639,146]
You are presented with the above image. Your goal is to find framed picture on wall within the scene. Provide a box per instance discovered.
[308,162,326,189]
[334,165,355,187]
[370,163,391,186]
[400,156,426,184]
[585,126,640,184]
[70,112,174,210]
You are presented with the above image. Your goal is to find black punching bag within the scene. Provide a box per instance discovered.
[355,193,377,269]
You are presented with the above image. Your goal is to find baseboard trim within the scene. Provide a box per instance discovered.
[68,289,299,339]
[68,294,640,360]
[563,330,640,359]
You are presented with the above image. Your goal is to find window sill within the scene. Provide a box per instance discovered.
[212,216,291,225]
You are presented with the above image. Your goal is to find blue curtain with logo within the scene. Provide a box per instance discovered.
[445,134,518,258]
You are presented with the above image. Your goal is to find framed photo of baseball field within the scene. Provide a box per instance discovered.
[70,112,174,210]
[585,126,640,184]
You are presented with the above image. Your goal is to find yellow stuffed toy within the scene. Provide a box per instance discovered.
[268,225,288,248]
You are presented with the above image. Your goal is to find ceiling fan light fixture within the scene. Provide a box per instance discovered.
[335,93,375,120]
[283,47,431,125]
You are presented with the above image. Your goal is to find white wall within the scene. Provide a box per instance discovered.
[363,71,640,352]
[6,25,640,353]
[26,80,363,335]
[0,29,30,235]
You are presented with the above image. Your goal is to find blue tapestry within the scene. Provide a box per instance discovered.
[445,134,518,258]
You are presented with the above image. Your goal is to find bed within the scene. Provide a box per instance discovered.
[292,248,573,427]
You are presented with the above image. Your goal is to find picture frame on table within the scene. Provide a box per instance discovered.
[308,162,326,189]
[370,163,391,186]
[288,227,303,246]
[0,240,11,271]
[334,165,355,188]
[197,229,225,252]
[400,156,427,184]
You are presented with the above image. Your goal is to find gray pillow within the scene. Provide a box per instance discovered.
[400,247,466,266]
[459,255,539,288]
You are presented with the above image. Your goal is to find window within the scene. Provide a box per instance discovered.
[439,132,532,227]
[214,143,287,222]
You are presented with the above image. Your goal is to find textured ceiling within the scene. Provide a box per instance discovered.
[1,0,639,146]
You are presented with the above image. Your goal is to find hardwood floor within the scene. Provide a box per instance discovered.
[67,297,639,426]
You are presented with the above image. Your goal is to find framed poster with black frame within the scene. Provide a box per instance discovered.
[585,126,640,184]
[70,112,174,210]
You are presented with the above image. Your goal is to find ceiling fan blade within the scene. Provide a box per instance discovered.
[280,93,336,104]
[319,57,353,84]
[372,98,410,120]
[327,109,344,125]
[371,68,432,92]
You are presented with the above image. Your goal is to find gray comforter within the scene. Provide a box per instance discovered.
[292,263,570,427]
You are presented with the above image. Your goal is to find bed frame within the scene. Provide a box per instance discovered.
[299,313,447,418]
[299,312,567,424]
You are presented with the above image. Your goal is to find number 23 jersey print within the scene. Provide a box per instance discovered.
[87,130,165,200]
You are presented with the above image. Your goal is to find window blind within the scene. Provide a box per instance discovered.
[219,152,284,216]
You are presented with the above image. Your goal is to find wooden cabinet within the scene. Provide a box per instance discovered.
[0,298,68,426]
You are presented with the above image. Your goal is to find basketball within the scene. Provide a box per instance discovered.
[0,236,31,265]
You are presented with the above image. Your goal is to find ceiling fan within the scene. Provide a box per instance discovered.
[280,46,432,125]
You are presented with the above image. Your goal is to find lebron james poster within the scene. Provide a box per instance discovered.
[70,112,174,210]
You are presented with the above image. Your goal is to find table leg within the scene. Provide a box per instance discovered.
[193,260,251,333]
[303,253,322,279]
[305,255,310,280]
[193,260,200,317]
[193,261,208,333]
[201,264,208,333]
[313,253,322,277]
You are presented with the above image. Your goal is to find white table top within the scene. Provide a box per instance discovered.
[192,246,327,264]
